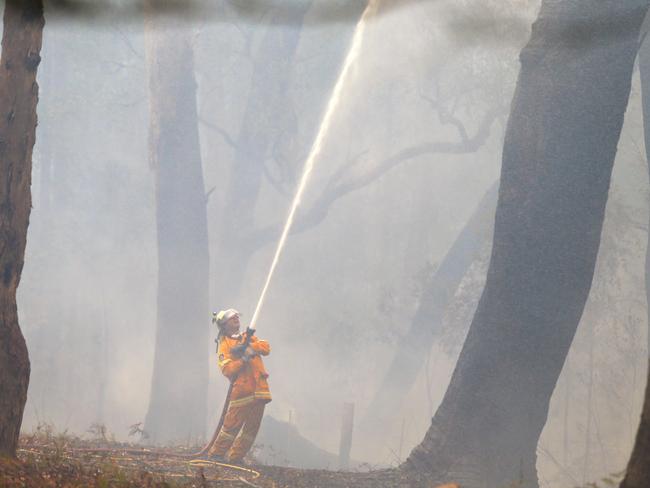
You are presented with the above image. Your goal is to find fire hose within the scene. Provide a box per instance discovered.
[197,324,256,458]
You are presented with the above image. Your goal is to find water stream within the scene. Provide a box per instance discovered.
[249,0,378,329]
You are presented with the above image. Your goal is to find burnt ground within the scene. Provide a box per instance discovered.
[0,435,446,488]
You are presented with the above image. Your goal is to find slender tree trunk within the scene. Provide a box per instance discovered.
[204,6,316,438]
[0,0,44,457]
[405,2,648,487]
[364,182,497,429]
[211,0,369,311]
[620,34,650,488]
[143,12,210,444]
[212,2,314,309]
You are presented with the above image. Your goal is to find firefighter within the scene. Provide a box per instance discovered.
[208,309,271,463]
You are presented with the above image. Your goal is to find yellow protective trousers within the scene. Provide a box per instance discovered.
[209,400,265,462]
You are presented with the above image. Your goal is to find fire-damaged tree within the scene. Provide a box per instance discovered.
[405,1,649,487]
[143,1,368,442]
[620,35,650,488]
[0,0,44,457]
[208,0,317,309]
[620,368,650,488]
[143,10,210,443]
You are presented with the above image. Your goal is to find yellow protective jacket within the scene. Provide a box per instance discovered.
[217,332,271,408]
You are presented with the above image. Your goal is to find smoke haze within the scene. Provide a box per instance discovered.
[14,0,648,486]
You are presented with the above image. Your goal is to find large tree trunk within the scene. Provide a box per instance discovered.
[0,0,44,457]
[620,35,650,488]
[143,13,210,444]
[364,181,497,428]
[620,366,650,488]
[405,2,648,487]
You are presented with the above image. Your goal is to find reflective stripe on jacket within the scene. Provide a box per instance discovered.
[217,332,271,406]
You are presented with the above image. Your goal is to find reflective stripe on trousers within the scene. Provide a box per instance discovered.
[208,400,266,461]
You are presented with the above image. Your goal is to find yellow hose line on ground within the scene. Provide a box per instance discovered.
[188,458,261,479]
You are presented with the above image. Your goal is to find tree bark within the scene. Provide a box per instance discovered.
[143,13,210,444]
[620,366,650,488]
[405,2,648,487]
[364,181,497,428]
[0,0,44,457]
[620,34,650,488]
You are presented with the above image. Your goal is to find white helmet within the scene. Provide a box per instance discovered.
[212,308,240,327]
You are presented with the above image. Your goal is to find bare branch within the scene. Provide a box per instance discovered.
[324,148,369,193]
[421,93,469,142]
[245,107,500,252]
[205,186,216,204]
[218,0,257,62]
[112,24,144,61]
[198,115,239,150]
[328,106,499,202]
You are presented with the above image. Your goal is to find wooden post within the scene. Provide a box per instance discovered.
[285,409,292,466]
[398,417,405,463]
[338,402,354,470]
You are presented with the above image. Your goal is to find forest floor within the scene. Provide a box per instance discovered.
[0,431,439,488]
[0,431,617,488]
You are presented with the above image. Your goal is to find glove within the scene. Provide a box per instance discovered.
[243,346,256,361]
[231,344,247,358]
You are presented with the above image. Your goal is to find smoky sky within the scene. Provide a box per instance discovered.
[16,0,650,479]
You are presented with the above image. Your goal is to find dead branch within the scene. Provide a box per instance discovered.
[421,93,470,142]
[263,162,292,198]
[246,106,499,252]
[112,24,144,60]
[205,186,217,204]
[198,115,239,150]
